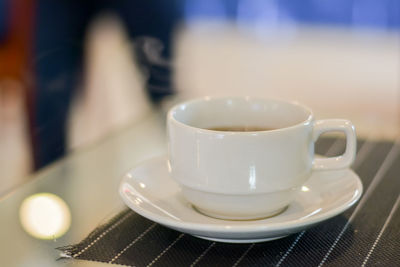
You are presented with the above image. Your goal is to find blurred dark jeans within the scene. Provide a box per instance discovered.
[33,0,182,169]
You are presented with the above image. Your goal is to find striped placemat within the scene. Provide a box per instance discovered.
[59,137,400,267]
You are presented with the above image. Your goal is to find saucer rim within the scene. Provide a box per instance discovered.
[119,156,363,234]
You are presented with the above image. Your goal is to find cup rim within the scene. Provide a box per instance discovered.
[167,96,314,134]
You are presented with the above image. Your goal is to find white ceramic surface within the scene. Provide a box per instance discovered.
[119,156,363,243]
[167,97,357,219]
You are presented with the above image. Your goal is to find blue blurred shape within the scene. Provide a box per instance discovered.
[184,0,228,20]
[352,0,388,28]
[184,0,400,30]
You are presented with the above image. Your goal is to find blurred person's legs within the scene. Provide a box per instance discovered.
[115,0,183,101]
[33,0,182,169]
[33,0,94,169]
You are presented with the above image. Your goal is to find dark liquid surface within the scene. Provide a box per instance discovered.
[207,126,276,132]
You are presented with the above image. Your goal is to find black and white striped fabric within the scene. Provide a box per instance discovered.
[59,137,400,267]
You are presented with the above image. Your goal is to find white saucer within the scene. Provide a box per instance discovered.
[119,156,362,243]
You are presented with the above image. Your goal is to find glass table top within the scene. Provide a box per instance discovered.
[0,110,167,266]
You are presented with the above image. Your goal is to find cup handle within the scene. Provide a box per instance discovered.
[312,119,356,170]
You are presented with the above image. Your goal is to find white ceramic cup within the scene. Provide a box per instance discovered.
[167,97,356,220]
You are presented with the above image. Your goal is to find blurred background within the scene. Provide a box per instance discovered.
[0,0,399,197]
